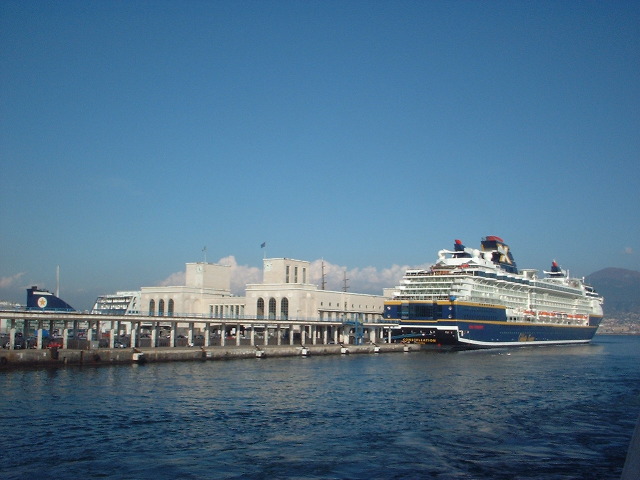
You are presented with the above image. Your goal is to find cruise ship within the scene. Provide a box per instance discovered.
[384,236,604,348]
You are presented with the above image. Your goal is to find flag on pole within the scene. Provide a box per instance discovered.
[261,242,266,248]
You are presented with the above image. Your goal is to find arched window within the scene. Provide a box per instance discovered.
[158,299,165,316]
[281,297,289,320]
[168,299,174,316]
[268,298,277,319]
[257,298,265,319]
[149,299,155,316]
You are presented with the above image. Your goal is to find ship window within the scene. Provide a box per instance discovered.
[158,299,165,316]
[168,299,174,316]
[149,299,155,316]
[281,298,289,320]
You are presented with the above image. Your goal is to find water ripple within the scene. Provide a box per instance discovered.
[0,337,638,479]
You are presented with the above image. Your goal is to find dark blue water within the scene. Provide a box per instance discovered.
[1,336,639,480]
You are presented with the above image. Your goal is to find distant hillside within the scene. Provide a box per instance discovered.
[586,268,640,314]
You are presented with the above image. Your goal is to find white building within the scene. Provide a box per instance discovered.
[140,262,245,318]
[100,257,386,330]
[243,258,385,322]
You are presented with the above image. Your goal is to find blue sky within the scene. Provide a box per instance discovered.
[1,0,639,310]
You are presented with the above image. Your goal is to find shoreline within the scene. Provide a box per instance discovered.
[0,343,418,369]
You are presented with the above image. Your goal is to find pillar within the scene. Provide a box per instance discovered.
[277,325,282,346]
[204,323,210,347]
[171,322,178,347]
[188,322,194,347]
[37,320,44,350]
[236,323,241,346]
[151,322,158,348]
[221,323,226,346]
[301,326,306,345]
[289,325,294,345]
[9,319,16,350]
[250,324,255,346]
[87,320,94,346]
[264,326,269,346]
[63,321,69,350]
[131,322,138,348]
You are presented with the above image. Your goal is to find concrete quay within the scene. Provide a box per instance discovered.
[0,343,419,369]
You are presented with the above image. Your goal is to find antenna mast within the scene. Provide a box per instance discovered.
[342,269,349,292]
[321,260,326,290]
[56,265,60,297]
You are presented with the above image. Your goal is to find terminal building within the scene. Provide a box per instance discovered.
[140,262,244,319]
[91,257,387,337]
[244,258,384,323]
[1,257,392,348]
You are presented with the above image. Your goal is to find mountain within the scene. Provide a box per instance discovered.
[586,268,640,314]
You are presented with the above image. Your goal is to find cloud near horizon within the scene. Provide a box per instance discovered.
[0,272,26,289]
[158,256,431,296]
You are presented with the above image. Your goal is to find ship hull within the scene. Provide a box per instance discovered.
[390,317,602,349]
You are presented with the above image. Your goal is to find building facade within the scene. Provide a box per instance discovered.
[243,258,385,323]
[140,262,245,318]
[96,257,386,328]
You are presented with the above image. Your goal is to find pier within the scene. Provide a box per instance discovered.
[0,309,404,368]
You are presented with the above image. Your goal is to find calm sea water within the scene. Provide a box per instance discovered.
[1,336,639,480]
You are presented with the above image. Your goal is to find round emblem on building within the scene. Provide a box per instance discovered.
[37,297,47,308]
